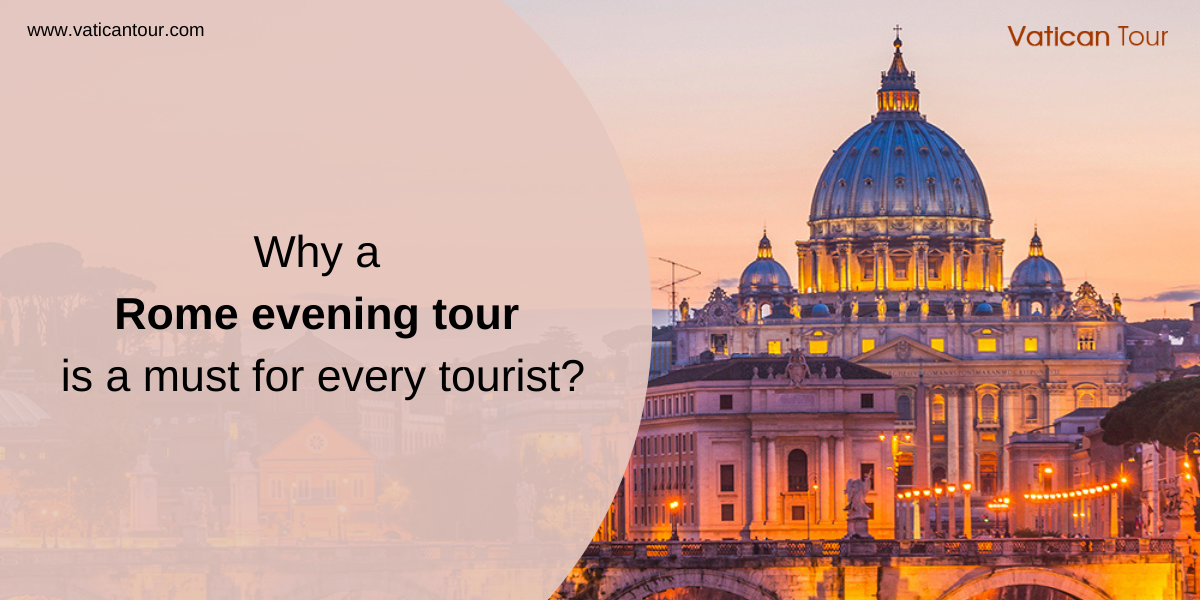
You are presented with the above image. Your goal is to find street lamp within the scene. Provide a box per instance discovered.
[934,487,944,538]
[962,482,973,539]
[668,500,680,541]
[337,505,347,543]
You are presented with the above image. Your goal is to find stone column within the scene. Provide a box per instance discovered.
[950,241,965,290]
[1000,384,1020,493]
[947,386,961,483]
[837,242,853,292]
[875,240,890,291]
[766,438,779,524]
[913,239,929,291]
[751,437,764,524]
[915,387,932,488]
[835,436,846,523]
[129,454,158,533]
[819,436,831,523]
[963,388,976,485]
[816,241,825,292]
[992,244,1005,292]
[228,451,259,537]
[797,244,812,293]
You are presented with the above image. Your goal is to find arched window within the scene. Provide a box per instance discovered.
[1024,394,1039,422]
[979,452,998,495]
[979,393,997,424]
[897,394,913,421]
[787,449,809,492]
[1031,301,1045,316]
[932,465,947,485]
[760,303,772,319]
[932,394,946,423]
[1078,392,1095,408]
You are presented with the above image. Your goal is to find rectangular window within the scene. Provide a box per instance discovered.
[860,393,875,409]
[719,464,735,492]
[859,257,875,281]
[353,477,365,499]
[1077,329,1096,351]
[297,476,311,500]
[866,502,875,520]
[721,503,735,522]
[981,433,997,442]
[861,338,876,353]
[928,256,944,279]
[932,434,945,443]
[1024,337,1039,352]
[897,465,913,487]
[719,394,733,410]
[791,505,807,521]
[930,338,945,353]
[711,334,728,355]
[977,338,997,353]
[892,257,910,280]
[860,463,875,490]
[325,476,337,499]
[767,340,782,355]
[808,340,829,355]
[269,477,283,500]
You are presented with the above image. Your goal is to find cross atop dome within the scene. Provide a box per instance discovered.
[878,28,918,113]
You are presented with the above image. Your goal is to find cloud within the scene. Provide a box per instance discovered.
[715,278,739,288]
[1130,287,1200,303]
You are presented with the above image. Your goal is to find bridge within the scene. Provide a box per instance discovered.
[0,543,572,600]
[0,539,1186,600]
[558,539,1188,600]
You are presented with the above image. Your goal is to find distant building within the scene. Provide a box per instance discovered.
[623,355,897,541]
[257,417,376,540]
[1005,408,1139,537]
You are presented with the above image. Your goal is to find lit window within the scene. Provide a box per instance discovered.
[861,339,876,353]
[981,433,997,442]
[932,434,945,443]
[860,256,875,281]
[977,338,997,353]
[808,340,829,354]
[932,395,946,423]
[1024,337,1038,352]
[892,257,910,280]
[767,340,782,355]
[1077,329,1096,351]
[930,338,945,352]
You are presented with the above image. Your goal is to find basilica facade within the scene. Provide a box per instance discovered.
[673,36,1127,507]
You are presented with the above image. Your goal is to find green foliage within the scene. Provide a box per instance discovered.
[1100,378,1200,450]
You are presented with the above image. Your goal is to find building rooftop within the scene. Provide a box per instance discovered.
[0,390,51,427]
[649,356,890,388]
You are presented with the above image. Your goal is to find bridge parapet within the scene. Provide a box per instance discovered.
[580,538,1179,564]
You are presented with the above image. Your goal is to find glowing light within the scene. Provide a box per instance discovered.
[1043,466,1054,475]
[963,482,972,492]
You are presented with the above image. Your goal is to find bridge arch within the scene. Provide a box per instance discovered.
[937,567,1110,600]
[606,569,779,600]
[272,571,444,600]
[0,578,106,600]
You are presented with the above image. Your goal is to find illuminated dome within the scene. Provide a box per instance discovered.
[739,231,792,295]
[808,36,990,240]
[1010,230,1064,290]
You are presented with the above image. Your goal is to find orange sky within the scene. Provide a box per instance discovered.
[508,0,1200,322]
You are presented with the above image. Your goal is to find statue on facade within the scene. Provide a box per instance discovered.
[785,351,810,387]
[515,480,538,542]
[179,486,214,546]
[1112,293,1122,317]
[919,293,929,319]
[962,294,973,317]
[843,476,873,538]
[850,297,859,320]
[1001,296,1012,318]
[875,295,887,321]
[898,292,909,320]
[679,298,690,322]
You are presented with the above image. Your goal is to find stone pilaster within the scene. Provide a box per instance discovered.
[947,385,961,483]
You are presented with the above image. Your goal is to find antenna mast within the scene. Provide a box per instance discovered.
[656,258,701,325]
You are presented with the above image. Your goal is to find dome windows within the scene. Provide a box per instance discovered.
[919,146,930,156]
[863,177,874,187]
[894,176,906,188]
[894,146,905,156]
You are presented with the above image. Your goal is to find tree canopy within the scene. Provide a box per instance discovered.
[1100,377,1200,450]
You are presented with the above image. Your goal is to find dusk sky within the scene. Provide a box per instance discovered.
[508,0,1199,323]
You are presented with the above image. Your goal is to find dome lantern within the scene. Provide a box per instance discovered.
[878,27,919,114]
